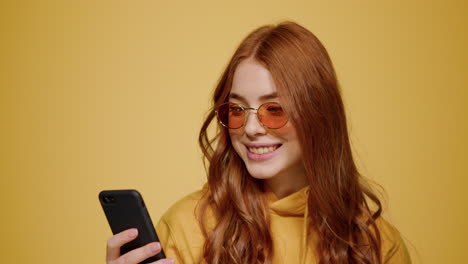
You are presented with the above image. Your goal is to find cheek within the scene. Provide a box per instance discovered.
[228,128,243,137]
[228,129,243,152]
[271,123,302,156]
[271,122,297,138]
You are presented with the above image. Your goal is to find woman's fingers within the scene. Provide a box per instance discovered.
[117,242,161,264]
[106,228,168,264]
[106,228,139,262]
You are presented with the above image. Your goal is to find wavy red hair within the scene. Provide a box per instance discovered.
[198,21,382,264]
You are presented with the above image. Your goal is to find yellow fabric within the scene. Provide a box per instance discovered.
[156,186,411,263]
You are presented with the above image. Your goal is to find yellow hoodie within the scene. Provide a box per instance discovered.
[156,186,411,263]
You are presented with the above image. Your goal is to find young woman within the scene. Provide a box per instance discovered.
[106,22,411,264]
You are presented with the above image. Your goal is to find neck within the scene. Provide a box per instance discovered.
[264,166,308,199]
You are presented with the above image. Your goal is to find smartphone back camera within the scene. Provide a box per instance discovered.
[102,195,116,204]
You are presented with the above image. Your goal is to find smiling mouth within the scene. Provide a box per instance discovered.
[247,144,281,155]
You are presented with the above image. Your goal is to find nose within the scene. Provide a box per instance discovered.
[243,110,267,137]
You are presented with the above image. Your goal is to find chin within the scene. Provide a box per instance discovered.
[245,164,278,180]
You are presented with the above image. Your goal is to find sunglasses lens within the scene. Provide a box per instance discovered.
[258,103,288,128]
[217,103,245,129]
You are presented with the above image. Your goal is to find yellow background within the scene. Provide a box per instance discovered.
[1,1,466,263]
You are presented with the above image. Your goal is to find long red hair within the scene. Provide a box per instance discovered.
[198,21,382,264]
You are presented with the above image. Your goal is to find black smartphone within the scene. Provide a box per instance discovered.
[99,190,166,263]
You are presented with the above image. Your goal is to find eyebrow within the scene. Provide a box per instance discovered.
[229,92,278,102]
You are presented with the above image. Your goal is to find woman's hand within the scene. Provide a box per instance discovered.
[106,228,174,264]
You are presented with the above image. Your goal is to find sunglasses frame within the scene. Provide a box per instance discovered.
[215,102,289,129]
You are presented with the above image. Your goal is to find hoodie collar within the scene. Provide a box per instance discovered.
[266,186,309,216]
[264,186,315,264]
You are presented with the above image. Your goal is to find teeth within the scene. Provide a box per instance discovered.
[248,145,278,154]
